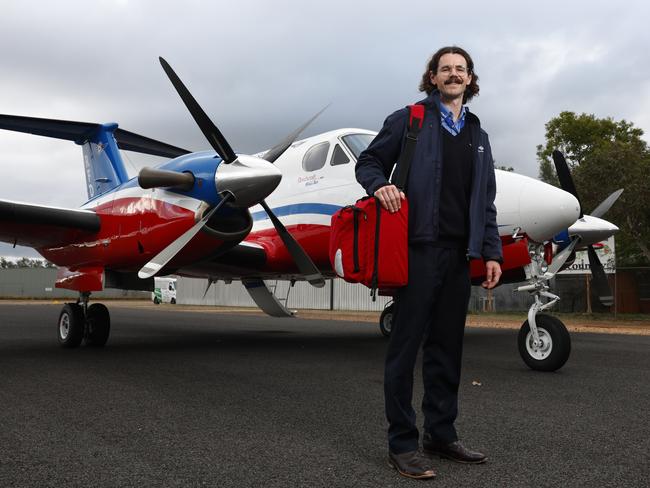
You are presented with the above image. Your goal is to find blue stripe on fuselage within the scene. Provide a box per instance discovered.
[251,203,342,221]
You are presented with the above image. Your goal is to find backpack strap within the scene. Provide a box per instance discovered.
[391,103,425,191]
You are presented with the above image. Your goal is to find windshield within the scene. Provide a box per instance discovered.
[341,134,375,160]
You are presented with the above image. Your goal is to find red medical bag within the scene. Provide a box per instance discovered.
[329,196,409,297]
[329,104,424,298]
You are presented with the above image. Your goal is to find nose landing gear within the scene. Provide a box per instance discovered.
[57,292,111,348]
[514,241,576,372]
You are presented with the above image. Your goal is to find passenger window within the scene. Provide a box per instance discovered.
[302,142,329,171]
[330,144,350,166]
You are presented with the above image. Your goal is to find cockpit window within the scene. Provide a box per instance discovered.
[341,134,375,160]
[302,142,329,171]
[330,144,350,166]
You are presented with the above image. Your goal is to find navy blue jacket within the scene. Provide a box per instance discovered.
[355,91,502,262]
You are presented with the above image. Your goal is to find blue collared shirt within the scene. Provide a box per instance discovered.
[438,101,467,136]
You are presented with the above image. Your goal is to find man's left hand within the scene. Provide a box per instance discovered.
[481,260,502,289]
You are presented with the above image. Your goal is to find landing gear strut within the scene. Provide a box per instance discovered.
[57,292,111,348]
[515,242,572,372]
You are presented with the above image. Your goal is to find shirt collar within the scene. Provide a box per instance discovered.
[438,100,467,136]
[438,100,466,124]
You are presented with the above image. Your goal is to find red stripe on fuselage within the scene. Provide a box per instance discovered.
[247,224,528,283]
[39,197,224,272]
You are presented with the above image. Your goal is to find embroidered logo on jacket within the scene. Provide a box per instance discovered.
[478,146,484,153]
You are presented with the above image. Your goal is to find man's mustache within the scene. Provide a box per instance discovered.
[444,76,463,85]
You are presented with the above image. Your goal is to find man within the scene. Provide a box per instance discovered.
[355,46,502,480]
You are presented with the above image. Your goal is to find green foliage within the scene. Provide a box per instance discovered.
[0,257,16,269]
[537,111,650,266]
[0,257,56,268]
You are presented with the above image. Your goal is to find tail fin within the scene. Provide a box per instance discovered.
[82,123,128,199]
[0,114,191,199]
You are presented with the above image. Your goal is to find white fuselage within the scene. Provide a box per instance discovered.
[253,128,581,244]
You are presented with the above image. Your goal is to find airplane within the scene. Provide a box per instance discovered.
[0,58,621,372]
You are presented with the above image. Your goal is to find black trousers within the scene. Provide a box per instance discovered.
[385,244,471,454]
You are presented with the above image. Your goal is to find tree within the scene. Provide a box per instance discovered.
[0,257,17,269]
[10,257,54,268]
[537,111,650,266]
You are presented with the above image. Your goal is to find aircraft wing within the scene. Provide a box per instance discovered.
[0,199,100,249]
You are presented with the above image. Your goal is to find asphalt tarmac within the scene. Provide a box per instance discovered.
[0,303,648,488]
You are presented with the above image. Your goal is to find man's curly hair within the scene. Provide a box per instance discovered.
[419,46,480,103]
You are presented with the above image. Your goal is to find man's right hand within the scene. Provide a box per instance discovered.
[374,184,406,213]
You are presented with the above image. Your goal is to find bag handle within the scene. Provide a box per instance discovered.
[391,104,425,192]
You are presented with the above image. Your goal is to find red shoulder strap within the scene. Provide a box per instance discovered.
[408,104,425,130]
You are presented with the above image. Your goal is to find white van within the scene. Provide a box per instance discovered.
[152,277,177,304]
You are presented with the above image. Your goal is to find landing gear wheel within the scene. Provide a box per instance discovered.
[518,313,571,372]
[171,298,176,305]
[86,303,111,347]
[153,296,160,304]
[58,303,84,348]
[379,304,394,338]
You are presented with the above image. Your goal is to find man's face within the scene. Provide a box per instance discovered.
[430,53,472,102]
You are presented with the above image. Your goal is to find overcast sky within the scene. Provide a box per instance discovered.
[2,0,650,258]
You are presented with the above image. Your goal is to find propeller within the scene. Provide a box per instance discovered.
[262,104,330,164]
[138,194,233,279]
[552,150,583,218]
[587,246,613,306]
[158,57,237,163]
[203,278,217,299]
[590,188,624,219]
[137,57,326,287]
[546,237,580,276]
[260,201,325,287]
[551,150,615,306]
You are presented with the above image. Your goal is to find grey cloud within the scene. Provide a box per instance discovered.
[1,0,650,257]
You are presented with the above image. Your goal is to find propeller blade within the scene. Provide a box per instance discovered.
[138,167,195,191]
[552,150,583,218]
[260,200,325,287]
[159,57,237,163]
[589,189,624,219]
[262,104,330,164]
[546,237,580,276]
[203,278,216,299]
[138,194,232,279]
[587,245,614,306]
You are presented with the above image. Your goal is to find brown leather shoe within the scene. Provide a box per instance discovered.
[423,438,487,464]
[387,450,436,479]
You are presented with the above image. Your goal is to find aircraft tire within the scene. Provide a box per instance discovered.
[379,304,394,338]
[86,303,111,347]
[518,314,571,372]
[153,297,160,304]
[58,303,84,348]
[171,298,176,305]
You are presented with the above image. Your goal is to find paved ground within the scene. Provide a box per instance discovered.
[0,302,648,487]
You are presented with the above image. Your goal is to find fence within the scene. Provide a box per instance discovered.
[2,267,648,314]
[177,269,650,314]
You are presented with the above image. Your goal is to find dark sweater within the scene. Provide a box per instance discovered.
[435,127,473,247]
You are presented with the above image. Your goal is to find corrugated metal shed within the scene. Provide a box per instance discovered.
[176,275,537,313]
[0,268,148,299]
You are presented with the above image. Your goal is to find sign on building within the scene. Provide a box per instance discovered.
[559,237,616,274]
